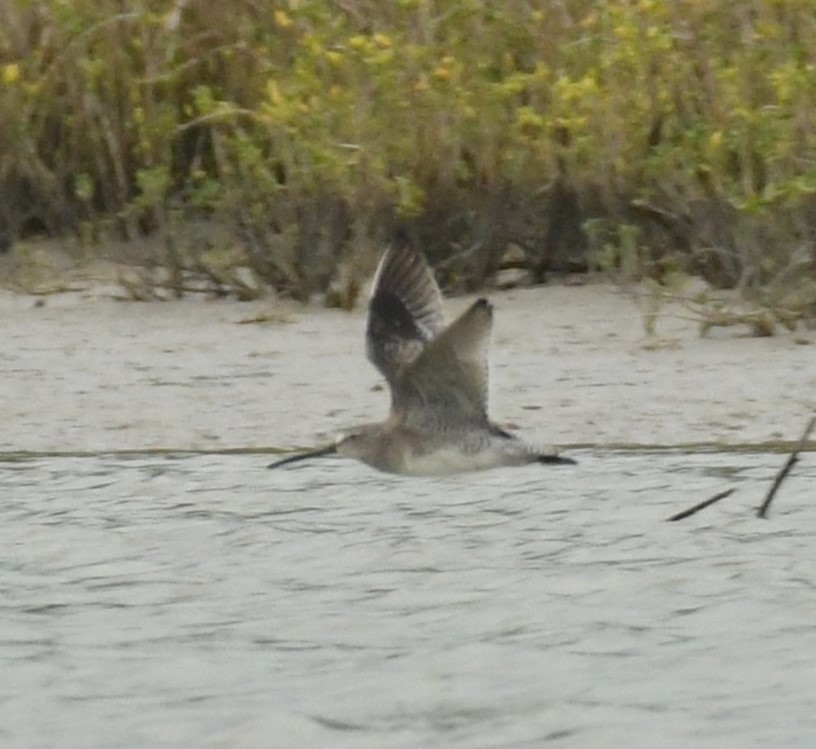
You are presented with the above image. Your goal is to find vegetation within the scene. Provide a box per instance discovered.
[1,0,814,321]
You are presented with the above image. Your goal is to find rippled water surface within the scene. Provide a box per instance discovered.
[2,450,814,748]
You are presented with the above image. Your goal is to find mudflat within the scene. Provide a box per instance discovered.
[2,281,813,454]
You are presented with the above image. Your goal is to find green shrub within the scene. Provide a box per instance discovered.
[0,0,813,310]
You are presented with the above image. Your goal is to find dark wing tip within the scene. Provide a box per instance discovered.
[450,297,494,347]
[537,454,577,466]
[470,297,493,320]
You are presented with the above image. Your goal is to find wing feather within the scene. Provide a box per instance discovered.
[395,298,493,430]
[365,245,444,385]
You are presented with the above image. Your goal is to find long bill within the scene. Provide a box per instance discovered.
[267,444,337,469]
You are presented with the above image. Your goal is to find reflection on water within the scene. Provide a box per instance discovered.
[2,451,815,748]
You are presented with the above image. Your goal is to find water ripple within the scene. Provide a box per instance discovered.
[2,451,815,748]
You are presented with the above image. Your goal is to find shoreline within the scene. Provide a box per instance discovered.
[2,281,814,455]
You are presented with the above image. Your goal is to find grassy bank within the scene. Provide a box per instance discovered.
[1,0,814,318]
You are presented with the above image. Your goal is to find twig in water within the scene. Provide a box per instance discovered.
[667,488,736,522]
[757,414,816,519]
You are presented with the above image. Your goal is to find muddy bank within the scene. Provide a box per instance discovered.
[1,281,814,455]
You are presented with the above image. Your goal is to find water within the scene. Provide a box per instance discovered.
[2,450,814,748]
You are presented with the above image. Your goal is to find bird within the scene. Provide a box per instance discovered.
[268,244,575,475]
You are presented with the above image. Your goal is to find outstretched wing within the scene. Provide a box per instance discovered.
[395,298,493,430]
[366,245,444,385]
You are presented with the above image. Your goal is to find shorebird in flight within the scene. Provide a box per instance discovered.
[268,245,575,475]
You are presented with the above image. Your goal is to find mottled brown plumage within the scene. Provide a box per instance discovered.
[269,245,575,475]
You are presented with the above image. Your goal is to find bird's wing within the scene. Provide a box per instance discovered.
[365,245,444,385]
[394,298,493,430]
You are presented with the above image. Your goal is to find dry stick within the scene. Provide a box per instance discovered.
[667,487,736,522]
[757,414,816,519]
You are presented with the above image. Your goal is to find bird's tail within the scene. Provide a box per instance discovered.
[537,453,577,466]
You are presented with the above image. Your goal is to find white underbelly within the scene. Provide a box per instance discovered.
[397,444,520,476]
